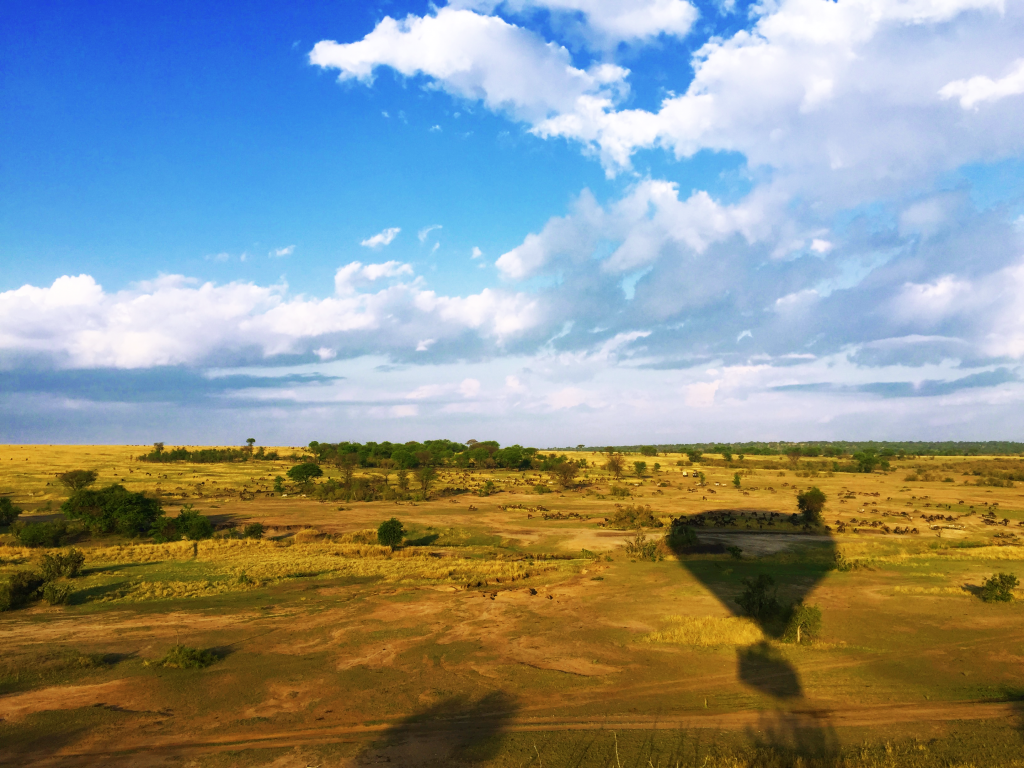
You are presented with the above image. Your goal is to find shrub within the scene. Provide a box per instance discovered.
[42,580,73,606]
[980,573,1019,603]
[666,523,698,548]
[783,602,822,643]
[287,463,323,483]
[606,504,662,530]
[533,484,552,494]
[62,484,162,536]
[478,480,495,497]
[15,520,68,548]
[158,644,217,669]
[608,485,631,499]
[624,527,662,561]
[40,548,86,580]
[0,497,22,527]
[243,522,265,539]
[0,571,44,611]
[736,574,781,621]
[796,487,826,525]
[377,517,405,549]
[150,505,213,542]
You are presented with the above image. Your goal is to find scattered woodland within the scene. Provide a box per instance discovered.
[1,440,1022,767]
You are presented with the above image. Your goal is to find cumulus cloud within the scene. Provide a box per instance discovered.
[0,265,542,369]
[310,7,630,125]
[940,58,1024,110]
[360,227,401,248]
[270,245,295,257]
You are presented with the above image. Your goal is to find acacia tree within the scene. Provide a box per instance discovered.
[378,458,395,487]
[633,461,647,479]
[57,470,98,492]
[605,453,625,480]
[552,462,579,488]
[797,487,826,525]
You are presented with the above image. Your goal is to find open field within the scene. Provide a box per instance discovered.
[2,445,1023,767]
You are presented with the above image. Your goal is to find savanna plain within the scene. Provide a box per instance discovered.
[1,443,1023,768]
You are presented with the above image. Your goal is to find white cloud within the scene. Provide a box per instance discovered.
[453,0,699,48]
[310,7,630,125]
[333,261,414,294]
[459,378,482,397]
[940,58,1024,110]
[809,239,833,254]
[684,380,719,407]
[418,224,442,242]
[0,265,542,369]
[471,246,483,259]
[505,374,526,392]
[270,245,295,257]
[360,227,401,248]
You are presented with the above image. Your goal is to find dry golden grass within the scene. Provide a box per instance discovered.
[641,615,766,648]
[79,538,575,603]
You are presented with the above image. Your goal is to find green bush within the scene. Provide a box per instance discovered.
[0,497,23,527]
[736,574,781,621]
[783,602,822,643]
[0,571,44,611]
[377,517,405,549]
[243,522,265,539]
[149,505,213,542]
[42,581,73,606]
[533,484,552,494]
[62,484,162,536]
[609,485,631,499]
[15,520,68,548]
[177,506,214,541]
[623,527,662,561]
[980,573,1019,602]
[158,644,218,669]
[40,548,86,580]
[606,503,662,530]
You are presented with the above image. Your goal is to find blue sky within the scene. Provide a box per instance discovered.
[2,0,1024,445]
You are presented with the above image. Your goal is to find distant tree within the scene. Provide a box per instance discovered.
[653,463,661,473]
[786,447,802,464]
[243,522,265,539]
[40,548,86,580]
[339,454,358,486]
[0,497,22,527]
[738,454,745,461]
[396,469,410,494]
[633,461,647,479]
[853,450,880,473]
[722,450,733,462]
[153,442,165,454]
[15,520,68,548]
[733,472,742,489]
[686,450,703,464]
[245,438,256,454]
[415,450,433,467]
[416,466,437,497]
[272,476,285,493]
[377,517,405,549]
[796,487,827,525]
[57,470,98,492]
[287,463,323,483]
[576,444,585,451]
[552,462,579,488]
[378,458,395,487]
[639,446,658,457]
[980,573,1018,602]
[605,453,625,480]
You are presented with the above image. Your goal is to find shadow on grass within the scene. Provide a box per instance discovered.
[668,518,840,760]
[406,533,440,546]
[67,582,130,605]
[361,691,516,765]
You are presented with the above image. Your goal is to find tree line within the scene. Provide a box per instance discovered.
[576,441,1024,457]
